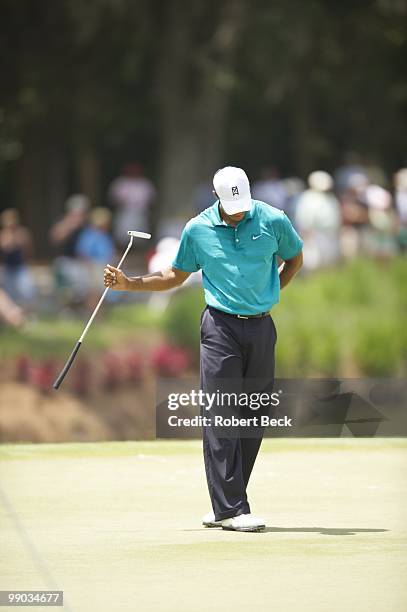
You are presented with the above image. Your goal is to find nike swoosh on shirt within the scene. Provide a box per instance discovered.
[252,234,261,240]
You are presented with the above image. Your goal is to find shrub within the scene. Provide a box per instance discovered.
[353,319,402,377]
[162,259,406,377]
[163,287,205,358]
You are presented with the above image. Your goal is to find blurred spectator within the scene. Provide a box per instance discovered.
[252,166,288,211]
[0,208,36,305]
[295,171,341,270]
[50,194,90,256]
[49,194,90,303]
[334,151,369,196]
[75,207,116,309]
[0,288,25,327]
[148,237,180,272]
[339,173,370,258]
[364,158,387,188]
[193,181,215,214]
[108,162,155,246]
[394,168,407,251]
[362,185,397,258]
[76,207,115,264]
[282,177,306,223]
[147,237,182,312]
[147,236,201,312]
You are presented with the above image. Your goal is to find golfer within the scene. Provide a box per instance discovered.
[104,166,303,532]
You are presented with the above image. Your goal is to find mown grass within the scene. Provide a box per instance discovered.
[1,438,406,462]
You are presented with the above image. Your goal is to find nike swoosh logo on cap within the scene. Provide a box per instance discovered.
[252,234,261,240]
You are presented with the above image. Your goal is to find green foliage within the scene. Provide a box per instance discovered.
[108,303,162,329]
[1,259,405,377]
[164,258,407,377]
[0,303,160,360]
[163,287,206,357]
[275,258,406,377]
[353,319,402,377]
[1,319,90,360]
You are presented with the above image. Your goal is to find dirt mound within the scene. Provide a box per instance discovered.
[0,380,157,442]
[0,383,111,442]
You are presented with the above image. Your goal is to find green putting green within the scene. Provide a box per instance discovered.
[1,439,406,612]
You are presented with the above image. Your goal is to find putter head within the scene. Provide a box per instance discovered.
[127,230,151,239]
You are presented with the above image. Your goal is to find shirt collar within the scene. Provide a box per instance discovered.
[211,200,254,226]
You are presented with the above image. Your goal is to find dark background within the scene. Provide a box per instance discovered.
[1,0,406,254]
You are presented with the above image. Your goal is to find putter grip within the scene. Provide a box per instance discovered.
[53,341,82,389]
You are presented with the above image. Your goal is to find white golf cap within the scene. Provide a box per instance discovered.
[213,166,252,215]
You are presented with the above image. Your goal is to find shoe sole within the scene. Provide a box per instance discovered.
[222,525,265,532]
[202,522,222,528]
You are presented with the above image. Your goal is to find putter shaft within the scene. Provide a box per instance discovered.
[53,232,142,389]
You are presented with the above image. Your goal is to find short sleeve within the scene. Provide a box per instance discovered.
[75,231,91,258]
[172,226,201,273]
[275,213,303,260]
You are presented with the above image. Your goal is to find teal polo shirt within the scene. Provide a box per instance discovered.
[172,200,303,315]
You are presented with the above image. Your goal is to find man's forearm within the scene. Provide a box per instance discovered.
[279,252,303,289]
[126,268,182,292]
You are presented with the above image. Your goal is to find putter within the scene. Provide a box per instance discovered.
[53,230,151,389]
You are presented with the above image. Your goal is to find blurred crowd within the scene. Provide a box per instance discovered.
[193,157,407,270]
[1,155,406,328]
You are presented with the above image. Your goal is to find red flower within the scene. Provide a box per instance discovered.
[151,344,190,377]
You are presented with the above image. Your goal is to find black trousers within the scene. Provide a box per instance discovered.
[200,306,277,521]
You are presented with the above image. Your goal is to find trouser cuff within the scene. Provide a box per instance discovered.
[214,502,250,522]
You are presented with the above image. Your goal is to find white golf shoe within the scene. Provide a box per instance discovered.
[221,513,265,532]
[202,511,222,528]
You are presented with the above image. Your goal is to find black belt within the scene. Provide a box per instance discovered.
[208,306,270,319]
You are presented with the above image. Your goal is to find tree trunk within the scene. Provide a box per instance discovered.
[292,89,314,178]
[16,136,68,258]
[76,146,101,206]
[155,0,246,226]
[16,145,43,254]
